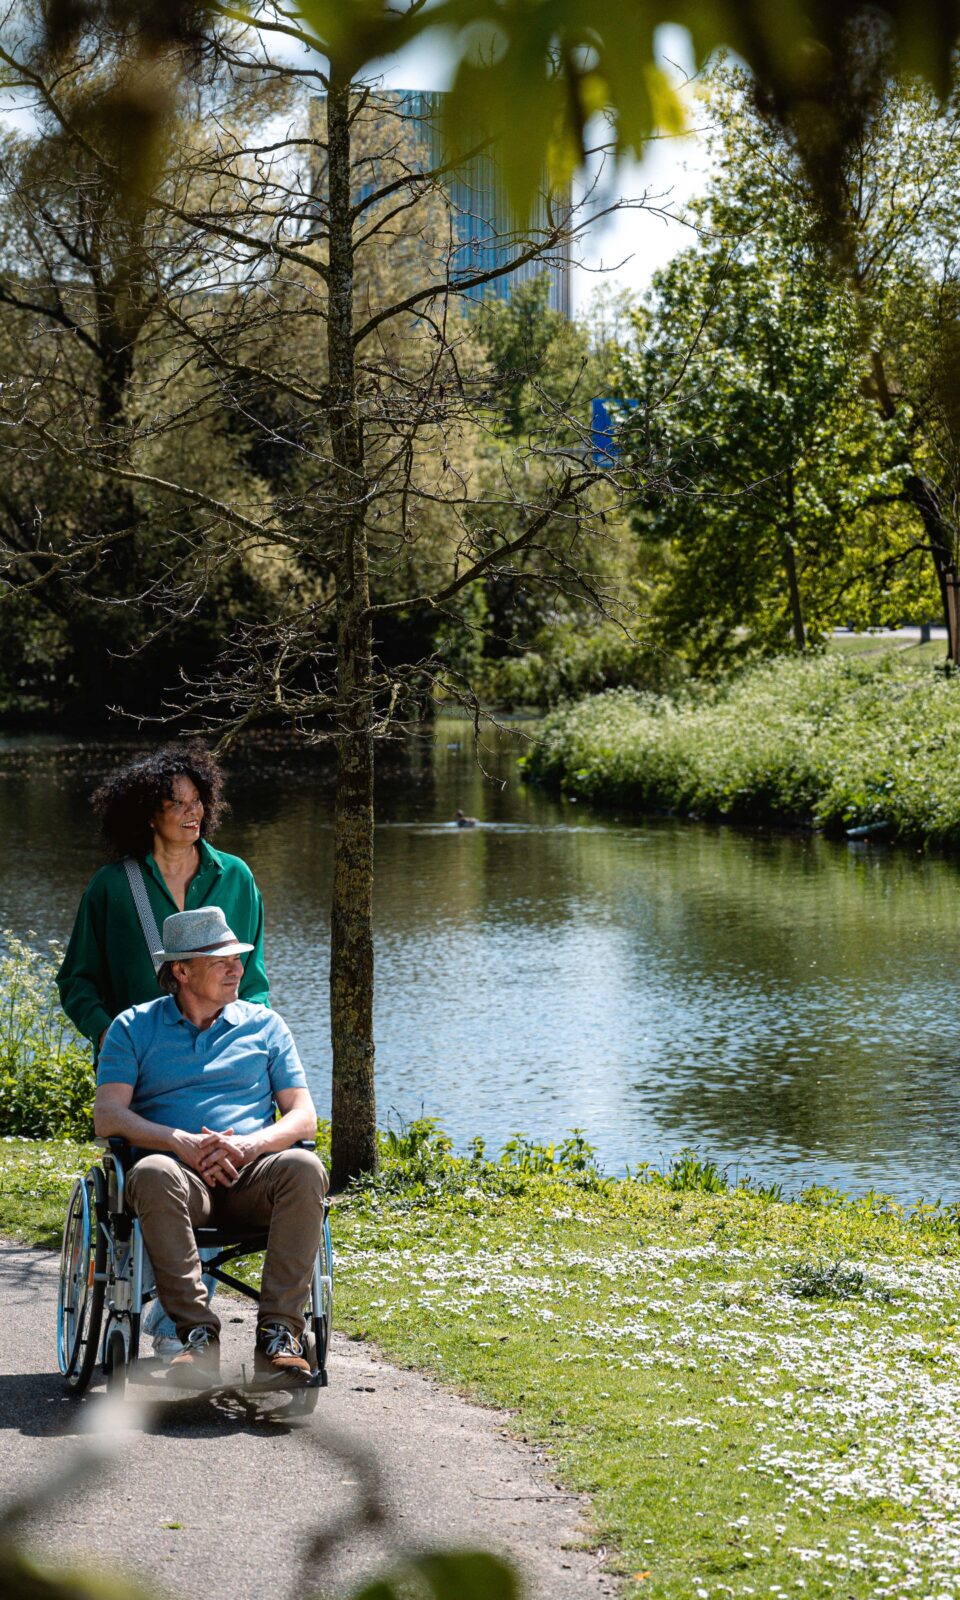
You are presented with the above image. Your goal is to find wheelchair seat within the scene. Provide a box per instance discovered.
[56,1137,332,1403]
[193,1228,269,1243]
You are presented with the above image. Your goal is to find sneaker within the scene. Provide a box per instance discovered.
[254,1322,312,1387]
[167,1325,220,1387]
[152,1335,185,1363]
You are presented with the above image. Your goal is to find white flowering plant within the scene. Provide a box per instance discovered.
[0,933,94,1139]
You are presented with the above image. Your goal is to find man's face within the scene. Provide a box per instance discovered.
[174,953,243,1010]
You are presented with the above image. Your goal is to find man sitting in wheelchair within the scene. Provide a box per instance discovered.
[94,906,328,1389]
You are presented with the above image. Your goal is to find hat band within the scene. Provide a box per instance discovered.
[173,937,243,957]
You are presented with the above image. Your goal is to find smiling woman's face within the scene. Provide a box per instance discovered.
[150,774,204,850]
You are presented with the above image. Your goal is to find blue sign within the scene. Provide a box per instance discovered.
[591,397,638,463]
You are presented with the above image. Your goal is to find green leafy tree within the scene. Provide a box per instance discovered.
[617,62,955,669]
[478,273,592,441]
[841,75,960,656]
[732,55,960,657]
[0,27,299,717]
[469,275,638,666]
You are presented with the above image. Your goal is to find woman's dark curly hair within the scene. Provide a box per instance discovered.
[91,741,226,860]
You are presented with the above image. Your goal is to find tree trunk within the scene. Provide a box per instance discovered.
[326,68,378,1187]
[68,200,148,714]
[903,471,960,663]
[869,352,960,661]
[783,466,806,651]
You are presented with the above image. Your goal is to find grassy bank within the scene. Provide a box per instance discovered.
[8,1131,960,1600]
[524,654,960,844]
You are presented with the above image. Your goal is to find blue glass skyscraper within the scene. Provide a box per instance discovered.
[346,89,572,317]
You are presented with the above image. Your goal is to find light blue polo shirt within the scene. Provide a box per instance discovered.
[97,996,307,1136]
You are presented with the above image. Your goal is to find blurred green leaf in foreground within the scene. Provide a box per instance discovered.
[0,1542,519,1600]
[11,2,960,215]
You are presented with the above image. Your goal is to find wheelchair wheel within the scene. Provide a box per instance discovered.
[310,1210,333,1386]
[57,1169,106,1392]
[104,1323,127,1396]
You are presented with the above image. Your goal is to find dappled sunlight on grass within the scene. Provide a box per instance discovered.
[334,1141,960,1599]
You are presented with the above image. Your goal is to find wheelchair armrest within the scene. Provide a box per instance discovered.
[95,1135,136,1172]
[92,1137,135,1220]
[98,1136,316,1156]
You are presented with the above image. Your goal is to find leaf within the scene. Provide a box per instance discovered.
[348,1549,520,1600]
[283,1,960,219]
[0,1541,156,1598]
[293,0,425,70]
[417,1550,521,1600]
[25,2,960,224]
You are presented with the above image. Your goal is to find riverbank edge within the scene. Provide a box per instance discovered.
[522,655,960,850]
[8,1134,960,1600]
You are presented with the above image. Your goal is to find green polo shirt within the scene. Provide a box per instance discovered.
[56,840,269,1047]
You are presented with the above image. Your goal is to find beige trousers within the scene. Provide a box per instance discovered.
[126,1147,328,1339]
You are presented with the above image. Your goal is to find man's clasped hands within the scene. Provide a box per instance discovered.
[170,1126,260,1187]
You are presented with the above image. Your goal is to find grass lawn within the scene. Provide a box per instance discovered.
[826,635,946,665]
[7,1135,960,1600]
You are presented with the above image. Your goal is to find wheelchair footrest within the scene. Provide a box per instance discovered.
[241,1364,323,1393]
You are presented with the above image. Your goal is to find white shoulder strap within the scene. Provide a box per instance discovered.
[122,857,164,975]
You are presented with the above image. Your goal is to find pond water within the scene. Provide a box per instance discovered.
[2,722,960,1201]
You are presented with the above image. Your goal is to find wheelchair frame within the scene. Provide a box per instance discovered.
[57,1138,333,1405]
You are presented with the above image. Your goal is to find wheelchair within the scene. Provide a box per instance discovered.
[56,1138,333,1410]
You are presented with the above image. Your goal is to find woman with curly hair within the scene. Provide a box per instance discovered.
[57,741,268,1049]
[57,742,269,1363]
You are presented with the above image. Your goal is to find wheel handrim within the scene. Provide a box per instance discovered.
[57,1178,92,1376]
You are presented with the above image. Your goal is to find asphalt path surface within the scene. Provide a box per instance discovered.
[0,1244,617,1600]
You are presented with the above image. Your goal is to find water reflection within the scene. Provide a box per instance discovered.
[1,726,959,1200]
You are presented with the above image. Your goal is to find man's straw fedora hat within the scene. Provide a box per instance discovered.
[155,907,254,963]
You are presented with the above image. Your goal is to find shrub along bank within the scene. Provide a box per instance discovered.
[524,653,960,844]
[7,1126,960,1600]
[0,934,94,1139]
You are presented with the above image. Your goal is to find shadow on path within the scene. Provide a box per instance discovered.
[0,1371,84,1438]
[0,1367,320,1442]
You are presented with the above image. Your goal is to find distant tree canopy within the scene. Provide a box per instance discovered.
[615,63,959,670]
[0,20,629,721]
[0,47,305,718]
[6,4,960,709]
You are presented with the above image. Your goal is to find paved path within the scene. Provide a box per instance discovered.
[0,1244,616,1600]
[831,625,948,646]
